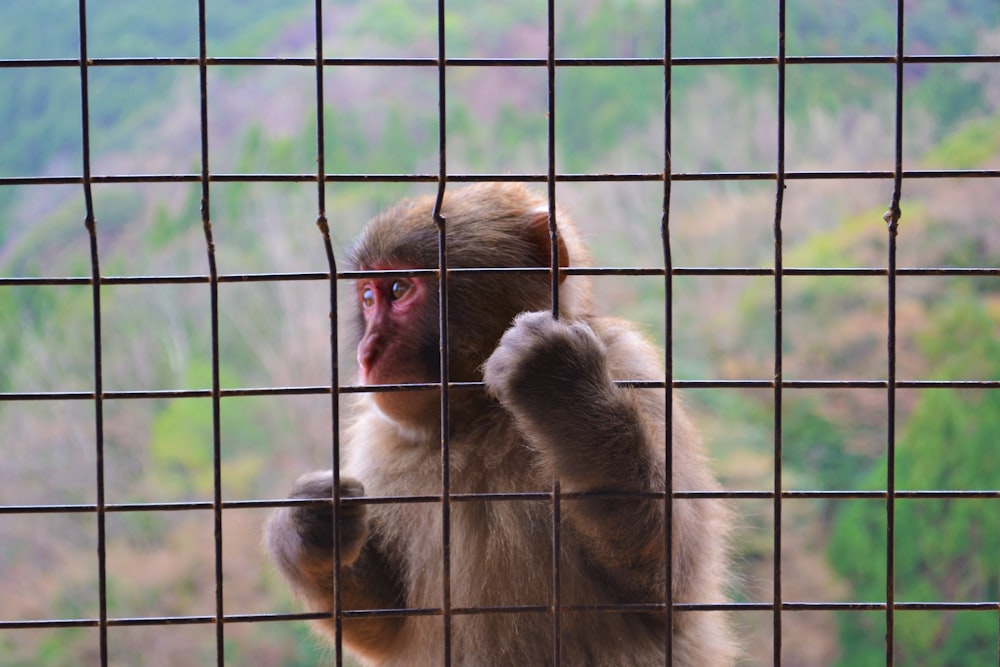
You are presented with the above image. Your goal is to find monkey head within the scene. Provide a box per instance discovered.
[347,183,591,426]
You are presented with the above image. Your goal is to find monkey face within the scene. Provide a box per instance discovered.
[355,270,441,425]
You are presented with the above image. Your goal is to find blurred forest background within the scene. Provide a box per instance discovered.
[1,1,998,665]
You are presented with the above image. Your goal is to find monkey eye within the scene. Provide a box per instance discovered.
[390,280,411,301]
[361,285,375,308]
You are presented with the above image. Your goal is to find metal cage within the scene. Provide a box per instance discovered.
[1,1,998,665]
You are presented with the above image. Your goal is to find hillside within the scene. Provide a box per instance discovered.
[1,2,998,665]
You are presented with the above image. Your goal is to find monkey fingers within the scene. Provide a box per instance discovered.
[483,311,650,482]
[483,310,612,411]
[280,472,369,566]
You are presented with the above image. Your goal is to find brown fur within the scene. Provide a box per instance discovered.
[266,183,735,666]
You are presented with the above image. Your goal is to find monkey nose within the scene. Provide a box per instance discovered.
[358,334,381,376]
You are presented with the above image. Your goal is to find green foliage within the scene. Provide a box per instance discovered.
[2,0,994,218]
[149,395,216,498]
[782,400,870,492]
[147,362,267,498]
[922,114,1000,169]
[556,65,663,172]
[204,0,309,56]
[0,67,80,178]
[706,3,771,55]
[149,186,200,250]
[908,67,990,133]
[276,622,335,667]
[788,0,897,55]
[322,104,434,176]
[689,385,774,454]
[827,295,1000,666]
[829,495,888,593]
[0,1,302,214]
[905,0,1000,55]
[2,3,998,664]
[236,122,314,175]
[917,288,1000,381]
[354,0,435,47]
[559,0,667,58]
[0,284,92,393]
[898,611,998,665]
[2,627,90,667]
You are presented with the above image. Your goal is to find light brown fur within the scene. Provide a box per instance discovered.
[266,183,735,666]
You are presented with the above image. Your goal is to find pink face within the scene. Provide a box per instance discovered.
[355,268,439,423]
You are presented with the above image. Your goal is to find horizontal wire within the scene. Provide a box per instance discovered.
[2,266,997,287]
[3,487,997,516]
[3,169,1000,188]
[2,599,996,631]
[1,378,997,403]
[2,379,997,403]
[2,53,999,69]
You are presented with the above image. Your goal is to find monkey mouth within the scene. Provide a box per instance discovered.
[360,366,439,388]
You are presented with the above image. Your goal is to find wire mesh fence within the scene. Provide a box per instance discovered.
[0,1,998,665]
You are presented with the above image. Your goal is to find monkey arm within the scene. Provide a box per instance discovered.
[483,312,668,579]
[482,311,660,485]
[334,539,407,655]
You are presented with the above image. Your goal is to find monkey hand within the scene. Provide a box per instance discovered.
[484,311,652,491]
[267,472,369,572]
[483,311,614,432]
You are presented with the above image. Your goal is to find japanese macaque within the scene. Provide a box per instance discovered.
[266,183,735,666]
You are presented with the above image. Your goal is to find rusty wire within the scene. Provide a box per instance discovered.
[0,1,999,666]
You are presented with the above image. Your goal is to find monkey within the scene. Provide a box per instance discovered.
[266,183,735,666]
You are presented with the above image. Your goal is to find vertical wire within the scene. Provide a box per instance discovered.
[885,1,906,664]
[195,2,225,663]
[312,2,344,664]
[660,1,675,663]
[77,1,107,663]
[773,1,787,664]
[545,0,560,318]
[432,0,452,663]
[545,0,562,662]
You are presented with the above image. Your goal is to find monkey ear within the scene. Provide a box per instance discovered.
[527,208,570,282]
